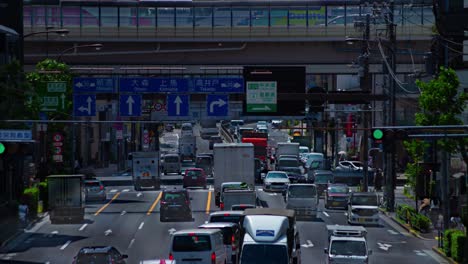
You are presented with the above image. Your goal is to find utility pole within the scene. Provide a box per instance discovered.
[361,13,371,192]
[384,0,397,212]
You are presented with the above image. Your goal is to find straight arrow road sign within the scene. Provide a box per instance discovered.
[167,94,189,116]
[174,96,183,115]
[120,94,141,117]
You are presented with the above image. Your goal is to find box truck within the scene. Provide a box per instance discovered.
[132,151,160,191]
[48,174,85,224]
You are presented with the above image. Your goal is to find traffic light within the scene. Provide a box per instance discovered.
[0,142,4,154]
[371,128,409,142]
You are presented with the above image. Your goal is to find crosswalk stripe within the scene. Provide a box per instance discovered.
[109,189,118,193]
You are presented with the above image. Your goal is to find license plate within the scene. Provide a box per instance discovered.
[359,218,365,223]
[192,176,197,180]
[333,202,339,206]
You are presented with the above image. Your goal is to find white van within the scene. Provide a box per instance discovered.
[163,154,181,175]
[284,184,319,219]
[181,123,194,137]
[169,229,227,264]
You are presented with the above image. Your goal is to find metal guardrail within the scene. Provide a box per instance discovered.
[220,122,235,143]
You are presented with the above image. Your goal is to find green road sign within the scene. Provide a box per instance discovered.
[372,129,384,140]
[246,81,277,113]
[37,82,68,112]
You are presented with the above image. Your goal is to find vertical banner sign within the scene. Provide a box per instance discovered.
[52,132,64,163]
[142,129,150,149]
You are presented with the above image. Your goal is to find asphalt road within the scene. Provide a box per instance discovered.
[1,183,447,264]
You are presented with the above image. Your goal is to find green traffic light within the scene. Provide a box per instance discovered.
[373,129,384,140]
[0,142,5,154]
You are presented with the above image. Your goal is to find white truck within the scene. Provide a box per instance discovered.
[132,151,160,191]
[200,119,219,139]
[276,142,300,160]
[179,135,196,161]
[213,143,255,204]
[325,225,371,264]
[239,208,301,264]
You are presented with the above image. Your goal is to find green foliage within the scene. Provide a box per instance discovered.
[451,231,466,262]
[444,229,458,256]
[410,213,431,232]
[403,140,428,194]
[22,187,39,218]
[396,204,416,223]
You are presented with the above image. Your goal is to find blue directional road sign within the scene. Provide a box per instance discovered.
[74,94,96,117]
[192,78,244,93]
[120,94,142,117]
[207,95,228,116]
[167,94,189,116]
[73,77,116,93]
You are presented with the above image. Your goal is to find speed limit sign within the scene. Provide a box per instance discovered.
[52,133,64,142]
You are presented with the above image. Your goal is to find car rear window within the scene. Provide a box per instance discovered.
[173,235,211,251]
[186,170,202,177]
[163,192,186,202]
[288,185,317,198]
[164,156,179,162]
[85,182,100,187]
[76,253,110,263]
[209,215,241,224]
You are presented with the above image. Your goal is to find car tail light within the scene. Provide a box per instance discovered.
[220,202,224,210]
[169,253,174,260]
[160,201,167,205]
[211,252,216,264]
[100,185,104,191]
[231,234,236,250]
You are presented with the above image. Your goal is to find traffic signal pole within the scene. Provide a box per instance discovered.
[361,14,371,192]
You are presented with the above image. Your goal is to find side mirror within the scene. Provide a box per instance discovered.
[121,254,128,259]
[368,249,373,255]
[324,248,328,254]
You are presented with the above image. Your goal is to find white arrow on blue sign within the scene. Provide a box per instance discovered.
[120,94,142,117]
[167,94,189,116]
[74,95,96,117]
[207,94,228,116]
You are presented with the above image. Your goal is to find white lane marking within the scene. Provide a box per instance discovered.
[51,230,59,234]
[1,253,17,260]
[344,212,348,216]
[109,189,118,193]
[138,222,145,230]
[121,211,127,216]
[122,189,130,192]
[128,238,135,249]
[45,262,50,264]
[60,240,72,250]
[322,211,330,217]
[104,229,113,236]
[377,242,392,251]
[414,250,427,256]
[387,229,399,235]
[301,240,314,248]
[168,228,177,234]
[136,192,142,197]
[79,223,88,231]
[257,188,263,192]
[209,185,214,191]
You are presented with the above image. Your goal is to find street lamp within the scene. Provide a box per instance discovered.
[57,43,103,61]
[23,28,70,39]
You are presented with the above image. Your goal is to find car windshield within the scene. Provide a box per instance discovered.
[209,215,241,224]
[172,235,211,252]
[351,195,378,206]
[164,156,179,162]
[278,159,298,167]
[266,173,288,179]
[187,170,202,177]
[76,254,110,263]
[329,186,349,193]
[288,185,317,198]
[330,240,367,256]
[196,157,211,166]
[240,244,289,264]
[182,126,192,131]
[161,143,177,149]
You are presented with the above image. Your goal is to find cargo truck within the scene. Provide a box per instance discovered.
[218,182,257,211]
[48,174,85,224]
[179,135,196,161]
[276,142,300,160]
[213,143,255,207]
[239,208,301,264]
[132,151,161,191]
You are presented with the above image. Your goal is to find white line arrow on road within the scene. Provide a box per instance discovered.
[136,192,142,197]
[301,240,314,248]
[251,105,271,111]
[104,229,113,236]
[377,242,392,251]
[126,96,135,115]
[210,98,226,113]
[174,96,183,115]
[168,228,177,234]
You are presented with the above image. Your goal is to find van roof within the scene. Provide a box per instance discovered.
[199,222,237,229]
[243,208,295,218]
[173,228,221,236]
[209,210,244,216]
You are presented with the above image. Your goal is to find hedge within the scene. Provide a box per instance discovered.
[396,204,416,223]
[444,229,457,257]
[450,231,466,262]
[410,213,431,232]
[22,187,39,218]
[37,181,48,211]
